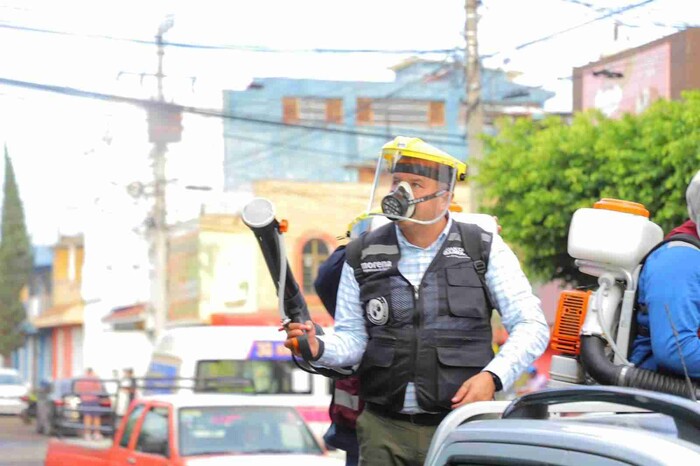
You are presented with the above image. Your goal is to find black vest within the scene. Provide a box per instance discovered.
[346,221,494,412]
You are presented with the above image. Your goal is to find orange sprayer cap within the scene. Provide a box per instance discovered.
[593,198,650,218]
[279,219,289,233]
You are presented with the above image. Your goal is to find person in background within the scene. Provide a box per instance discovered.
[74,368,103,440]
[630,169,700,379]
[115,368,136,423]
[313,214,374,466]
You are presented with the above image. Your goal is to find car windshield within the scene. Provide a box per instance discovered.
[0,374,22,385]
[178,406,322,457]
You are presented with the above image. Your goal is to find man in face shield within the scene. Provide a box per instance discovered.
[284,136,549,466]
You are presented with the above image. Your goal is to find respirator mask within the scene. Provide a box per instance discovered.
[381,182,449,220]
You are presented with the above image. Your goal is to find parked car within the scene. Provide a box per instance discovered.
[45,392,344,465]
[425,386,700,466]
[36,377,113,436]
[0,367,29,416]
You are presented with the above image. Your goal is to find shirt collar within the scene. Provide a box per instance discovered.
[395,214,453,251]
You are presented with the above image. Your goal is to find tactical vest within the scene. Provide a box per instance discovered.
[345,221,495,413]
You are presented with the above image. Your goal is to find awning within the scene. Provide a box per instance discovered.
[102,303,147,325]
[31,303,84,328]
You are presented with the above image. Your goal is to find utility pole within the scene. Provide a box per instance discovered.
[148,16,179,343]
[465,0,483,213]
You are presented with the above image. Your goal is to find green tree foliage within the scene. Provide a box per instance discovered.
[477,91,700,286]
[0,146,32,358]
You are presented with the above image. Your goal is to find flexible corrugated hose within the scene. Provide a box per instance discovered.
[580,335,700,400]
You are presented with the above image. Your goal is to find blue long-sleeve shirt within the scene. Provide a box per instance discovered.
[630,241,700,378]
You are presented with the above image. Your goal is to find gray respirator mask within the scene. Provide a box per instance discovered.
[381,181,447,220]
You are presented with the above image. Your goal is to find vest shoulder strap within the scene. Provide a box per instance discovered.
[634,233,700,316]
[455,221,496,310]
[639,233,700,271]
[344,234,365,282]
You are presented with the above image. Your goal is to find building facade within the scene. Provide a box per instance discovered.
[13,246,53,387]
[223,58,554,189]
[573,27,700,117]
[28,236,85,380]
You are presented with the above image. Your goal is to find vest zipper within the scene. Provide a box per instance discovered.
[411,283,421,403]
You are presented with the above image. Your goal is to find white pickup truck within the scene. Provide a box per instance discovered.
[425,385,700,466]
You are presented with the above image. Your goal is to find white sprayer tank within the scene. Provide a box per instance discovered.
[568,198,663,272]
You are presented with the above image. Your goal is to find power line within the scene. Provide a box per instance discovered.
[514,0,656,51]
[0,76,467,145]
[0,21,458,55]
[557,0,696,30]
[483,0,656,60]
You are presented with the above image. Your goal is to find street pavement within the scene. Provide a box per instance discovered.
[0,415,48,466]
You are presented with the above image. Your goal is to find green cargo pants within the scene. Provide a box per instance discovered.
[356,408,440,466]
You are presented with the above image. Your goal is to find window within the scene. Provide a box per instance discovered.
[283,97,299,123]
[119,404,145,448]
[326,98,343,124]
[282,97,344,124]
[356,98,445,127]
[136,407,169,457]
[178,406,322,457]
[196,359,312,395]
[302,239,329,295]
[0,373,22,385]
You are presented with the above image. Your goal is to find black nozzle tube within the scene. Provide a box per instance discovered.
[580,335,700,400]
[246,220,311,325]
[241,197,318,332]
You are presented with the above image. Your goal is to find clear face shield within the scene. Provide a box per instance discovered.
[366,154,456,225]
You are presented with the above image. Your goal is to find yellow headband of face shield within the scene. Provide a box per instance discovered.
[381,137,467,182]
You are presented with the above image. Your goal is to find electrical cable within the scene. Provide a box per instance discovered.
[0,76,467,145]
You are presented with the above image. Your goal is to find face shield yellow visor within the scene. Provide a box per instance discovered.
[366,154,457,225]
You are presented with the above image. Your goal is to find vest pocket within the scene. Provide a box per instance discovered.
[359,337,396,402]
[435,343,493,408]
[361,337,396,367]
[445,267,487,319]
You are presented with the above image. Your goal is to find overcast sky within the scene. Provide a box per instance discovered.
[0,0,696,244]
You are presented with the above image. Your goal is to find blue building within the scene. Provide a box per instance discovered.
[223,58,554,189]
[13,246,53,388]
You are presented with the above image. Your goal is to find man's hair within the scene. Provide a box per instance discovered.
[687,170,700,225]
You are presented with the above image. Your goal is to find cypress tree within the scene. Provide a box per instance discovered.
[0,145,32,361]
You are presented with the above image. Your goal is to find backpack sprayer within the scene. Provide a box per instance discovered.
[549,198,700,399]
[241,197,352,379]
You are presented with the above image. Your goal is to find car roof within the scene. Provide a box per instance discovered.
[442,418,700,463]
[139,393,309,410]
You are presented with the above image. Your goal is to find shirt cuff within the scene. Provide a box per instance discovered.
[315,336,333,366]
[482,357,511,391]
